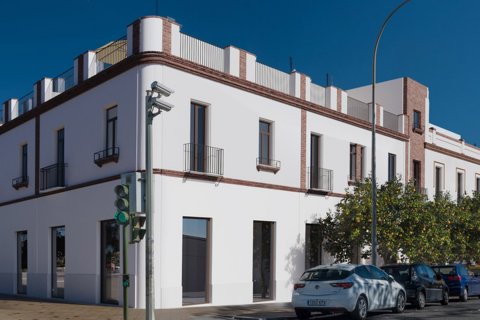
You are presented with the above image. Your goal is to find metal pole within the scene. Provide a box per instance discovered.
[146,100,155,320]
[371,0,411,266]
[122,224,128,320]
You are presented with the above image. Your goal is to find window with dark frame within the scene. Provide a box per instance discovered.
[106,106,117,156]
[57,129,64,165]
[413,160,421,191]
[360,146,365,180]
[190,103,207,172]
[310,134,320,189]
[305,224,323,269]
[21,144,28,179]
[349,144,356,181]
[457,171,464,201]
[435,166,442,197]
[388,153,396,182]
[476,177,480,193]
[259,121,271,166]
[413,110,421,130]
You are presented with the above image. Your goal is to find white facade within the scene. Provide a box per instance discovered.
[1,16,480,309]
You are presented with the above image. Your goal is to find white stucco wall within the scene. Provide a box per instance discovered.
[347,78,404,115]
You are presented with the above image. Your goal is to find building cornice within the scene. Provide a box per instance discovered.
[425,142,480,166]
[0,52,409,142]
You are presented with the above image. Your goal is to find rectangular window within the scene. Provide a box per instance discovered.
[101,220,120,305]
[457,171,465,201]
[388,153,396,182]
[259,121,271,165]
[310,134,320,189]
[435,166,442,197]
[476,177,480,193]
[349,144,356,181]
[253,221,274,301]
[413,160,421,191]
[17,231,28,294]
[106,106,117,155]
[305,224,322,270]
[413,110,421,129]
[51,226,65,299]
[21,144,28,178]
[57,128,65,186]
[183,217,210,305]
[360,146,365,179]
[190,103,207,172]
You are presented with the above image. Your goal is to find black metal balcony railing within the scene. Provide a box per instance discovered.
[308,167,334,192]
[184,143,224,176]
[40,163,67,190]
[94,147,120,167]
[12,175,29,189]
[256,157,281,173]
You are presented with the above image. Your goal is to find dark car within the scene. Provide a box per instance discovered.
[431,264,480,301]
[381,263,449,309]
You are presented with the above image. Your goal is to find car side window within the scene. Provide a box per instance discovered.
[425,266,436,279]
[416,265,428,278]
[355,266,372,279]
[368,266,389,280]
[458,265,468,277]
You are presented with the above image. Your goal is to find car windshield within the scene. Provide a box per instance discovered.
[300,268,353,281]
[382,265,410,283]
[432,266,456,276]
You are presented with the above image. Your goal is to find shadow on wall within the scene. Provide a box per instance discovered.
[284,234,305,289]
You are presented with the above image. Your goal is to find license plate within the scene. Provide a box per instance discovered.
[307,299,326,306]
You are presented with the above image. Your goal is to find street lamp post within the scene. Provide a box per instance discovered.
[145,82,174,320]
[371,0,411,266]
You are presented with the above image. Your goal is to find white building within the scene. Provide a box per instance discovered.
[1,16,479,309]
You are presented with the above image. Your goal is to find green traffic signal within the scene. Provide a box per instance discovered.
[114,211,130,225]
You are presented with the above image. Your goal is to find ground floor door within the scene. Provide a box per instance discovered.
[253,221,275,301]
[100,220,120,304]
[17,231,27,294]
[51,226,65,298]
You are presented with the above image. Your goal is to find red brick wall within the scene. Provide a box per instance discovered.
[239,50,247,80]
[300,110,307,189]
[162,18,172,54]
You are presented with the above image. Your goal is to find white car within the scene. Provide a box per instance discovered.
[292,264,406,320]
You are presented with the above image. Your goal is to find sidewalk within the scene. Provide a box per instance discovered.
[0,294,297,320]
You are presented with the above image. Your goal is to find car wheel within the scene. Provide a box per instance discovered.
[460,287,468,302]
[294,309,311,320]
[392,291,406,313]
[351,295,368,320]
[416,291,426,309]
[441,289,449,305]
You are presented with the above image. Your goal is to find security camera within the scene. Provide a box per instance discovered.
[151,81,174,97]
[151,97,174,112]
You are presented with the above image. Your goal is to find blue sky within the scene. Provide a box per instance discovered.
[1,0,479,145]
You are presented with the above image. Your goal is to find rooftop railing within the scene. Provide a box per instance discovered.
[383,110,399,132]
[52,67,74,93]
[96,35,128,73]
[255,63,290,95]
[347,97,370,122]
[180,34,225,72]
[18,91,34,116]
[310,83,326,106]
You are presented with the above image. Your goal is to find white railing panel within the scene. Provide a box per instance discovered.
[255,63,289,94]
[383,110,399,132]
[180,34,224,72]
[310,83,325,106]
[347,97,370,122]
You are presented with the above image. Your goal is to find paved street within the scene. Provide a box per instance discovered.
[1,294,480,320]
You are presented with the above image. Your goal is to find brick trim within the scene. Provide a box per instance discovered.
[300,110,307,188]
[77,55,84,83]
[337,89,342,112]
[239,50,247,80]
[132,20,141,54]
[162,18,172,54]
[0,52,410,143]
[300,74,306,100]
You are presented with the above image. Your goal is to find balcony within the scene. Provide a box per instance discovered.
[308,167,334,193]
[94,147,120,167]
[40,163,67,190]
[184,143,224,176]
[256,158,281,174]
[12,175,29,189]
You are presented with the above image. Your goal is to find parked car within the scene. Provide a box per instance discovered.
[292,264,406,320]
[431,264,480,301]
[381,263,449,309]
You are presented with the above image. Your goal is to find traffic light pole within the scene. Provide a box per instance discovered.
[146,106,155,320]
[122,224,128,320]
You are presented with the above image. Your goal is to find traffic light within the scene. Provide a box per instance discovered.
[114,184,130,225]
[130,213,146,243]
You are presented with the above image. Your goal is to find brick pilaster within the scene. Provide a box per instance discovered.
[300,110,307,189]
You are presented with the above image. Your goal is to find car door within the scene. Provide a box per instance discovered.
[368,265,396,309]
[417,265,440,302]
[355,266,377,310]
[425,265,443,301]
